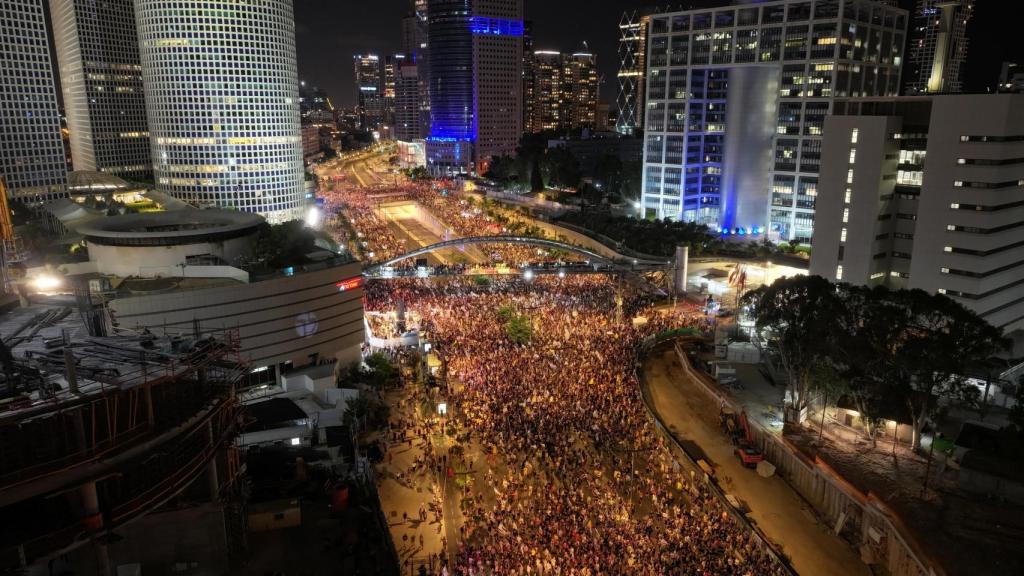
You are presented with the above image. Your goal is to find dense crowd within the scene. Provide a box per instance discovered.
[366,276,784,575]
[320,179,583,267]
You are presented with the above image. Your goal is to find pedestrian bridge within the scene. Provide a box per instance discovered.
[363,235,670,278]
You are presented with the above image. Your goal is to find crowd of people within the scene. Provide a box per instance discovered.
[366,276,785,576]
[319,177,583,268]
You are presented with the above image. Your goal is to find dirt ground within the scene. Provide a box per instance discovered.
[787,425,1024,576]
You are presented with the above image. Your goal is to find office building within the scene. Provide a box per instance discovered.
[0,0,67,203]
[50,0,151,181]
[616,10,649,136]
[135,0,305,224]
[383,54,405,133]
[522,20,534,136]
[528,51,563,132]
[641,0,907,244]
[526,49,600,133]
[904,0,974,94]
[354,54,384,131]
[425,0,523,175]
[404,0,432,139]
[395,60,424,141]
[810,94,1024,334]
[564,50,600,129]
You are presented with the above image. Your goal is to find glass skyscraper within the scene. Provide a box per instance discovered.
[425,0,523,176]
[641,0,906,244]
[0,0,67,203]
[135,0,305,223]
[50,0,151,181]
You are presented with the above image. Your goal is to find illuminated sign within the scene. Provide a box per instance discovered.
[336,276,364,292]
[469,16,524,36]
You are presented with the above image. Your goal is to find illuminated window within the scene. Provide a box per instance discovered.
[844,189,852,203]
[847,169,854,184]
[840,228,847,242]
[849,149,856,164]
[850,129,859,144]
[836,265,843,280]
[842,208,849,223]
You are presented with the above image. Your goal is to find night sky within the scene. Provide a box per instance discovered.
[295,0,1022,110]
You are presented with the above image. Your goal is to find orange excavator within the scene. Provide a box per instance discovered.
[733,410,764,468]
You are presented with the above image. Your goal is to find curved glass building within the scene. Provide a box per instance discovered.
[135,0,304,223]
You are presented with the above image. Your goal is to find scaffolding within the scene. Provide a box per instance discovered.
[0,316,246,571]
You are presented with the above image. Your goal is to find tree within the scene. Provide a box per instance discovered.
[343,393,390,432]
[530,161,544,192]
[546,146,581,189]
[505,313,533,344]
[485,155,517,182]
[884,289,1007,451]
[831,284,909,445]
[593,154,623,197]
[742,275,845,419]
[363,352,398,389]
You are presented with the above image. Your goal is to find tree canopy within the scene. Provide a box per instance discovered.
[743,276,1008,450]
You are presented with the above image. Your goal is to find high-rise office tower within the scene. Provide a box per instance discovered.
[641,0,907,244]
[425,0,523,175]
[135,0,305,224]
[522,20,534,136]
[383,54,404,133]
[395,59,423,141]
[0,0,67,203]
[401,0,432,139]
[526,49,600,133]
[616,10,649,136]
[50,0,150,181]
[904,0,974,94]
[354,54,384,131]
[564,50,599,130]
[528,51,562,132]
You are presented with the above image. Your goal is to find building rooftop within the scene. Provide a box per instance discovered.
[77,209,264,245]
[67,170,132,193]
[0,300,241,421]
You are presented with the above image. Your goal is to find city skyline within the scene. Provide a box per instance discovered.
[295,0,1024,110]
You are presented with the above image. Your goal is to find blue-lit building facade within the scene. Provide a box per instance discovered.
[426,0,524,176]
[641,0,906,244]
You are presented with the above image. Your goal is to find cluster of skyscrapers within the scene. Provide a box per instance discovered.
[383,0,603,176]
[1,0,307,223]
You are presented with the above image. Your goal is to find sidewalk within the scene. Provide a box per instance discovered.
[642,345,869,576]
[375,387,447,575]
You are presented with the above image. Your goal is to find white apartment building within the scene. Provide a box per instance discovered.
[135,0,305,223]
[811,94,1024,335]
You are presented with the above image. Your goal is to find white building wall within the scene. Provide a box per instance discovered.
[811,115,901,285]
[909,94,1024,333]
[107,262,365,370]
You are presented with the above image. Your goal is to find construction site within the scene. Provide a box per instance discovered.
[0,298,247,574]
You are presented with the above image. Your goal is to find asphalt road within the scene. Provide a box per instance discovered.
[642,344,870,576]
